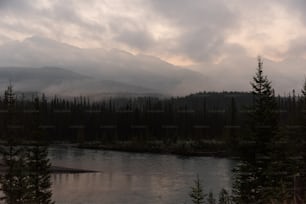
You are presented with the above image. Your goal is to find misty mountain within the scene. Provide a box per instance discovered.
[0,36,211,95]
[0,67,155,97]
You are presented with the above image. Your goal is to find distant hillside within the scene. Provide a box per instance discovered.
[0,67,156,98]
[0,36,211,95]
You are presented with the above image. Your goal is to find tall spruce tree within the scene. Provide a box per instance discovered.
[25,97,54,204]
[0,84,30,204]
[26,144,53,204]
[233,57,278,204]
[296,78,306,201]
[250,57,278,148]
[301,79,306,164]
[207,191,216,204]
[218,189,231,204]
[190,175,206,204]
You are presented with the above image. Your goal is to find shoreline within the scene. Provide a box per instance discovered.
[0,142,234,158]
[50,166,99,174]
[0,165,99,174]
[76,143,229,158]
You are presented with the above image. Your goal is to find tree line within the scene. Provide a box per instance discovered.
[1,56,306,203]
[0,80,303,150]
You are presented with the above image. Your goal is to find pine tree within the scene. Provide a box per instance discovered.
[0,86,54,204]
[190,175,206,204]
[26,144,53,204]
[250,57,278,149]
[207,191,216,204]
[233,57,279,204]
[0,146,30,204]
[25,97,54,204]
[0,84,30,204]
[295,78,306,201]
[218,189,231,204]
[4,83,16,112]
[300,79,306,161]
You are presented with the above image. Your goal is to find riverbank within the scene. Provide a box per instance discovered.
[0,164,98,174]
[77,141,229,157]
[0,141,233,157]
[50,166,99,173]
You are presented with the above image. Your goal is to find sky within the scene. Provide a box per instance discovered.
[1,0,306,94]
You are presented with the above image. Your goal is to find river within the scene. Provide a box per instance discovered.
[49,146,236,204]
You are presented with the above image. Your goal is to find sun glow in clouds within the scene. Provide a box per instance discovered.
[227,3,306,62]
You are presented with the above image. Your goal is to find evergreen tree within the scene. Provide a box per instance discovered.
[300,79,306,163]
[26,144,53,204]
[250,57,278,149]
[190,175,206,204]
[25,97,54,204]
[218,189,231,204]
[233,57,278,204]
[295,78,306,200]
[207,191,216,204]
[0,146,29,204]
[0,84,30,204]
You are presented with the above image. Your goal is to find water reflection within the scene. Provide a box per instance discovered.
[49,146,235,204]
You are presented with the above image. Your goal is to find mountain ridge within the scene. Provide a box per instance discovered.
[0,36,210,96]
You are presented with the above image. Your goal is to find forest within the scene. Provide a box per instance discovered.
[0,73,303,156]
[1,57,306,203]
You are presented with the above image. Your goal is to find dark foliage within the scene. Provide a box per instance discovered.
[0,85,53,204]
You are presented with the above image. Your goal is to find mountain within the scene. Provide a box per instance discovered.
[0,36,211,96]
[0,67,155,97]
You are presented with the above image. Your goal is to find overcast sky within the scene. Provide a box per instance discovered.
[1,0,306,94]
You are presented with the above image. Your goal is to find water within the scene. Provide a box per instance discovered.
[49,146,236,204]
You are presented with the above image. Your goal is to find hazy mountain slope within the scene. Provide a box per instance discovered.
[0,36,210,95]
[0,67,154,97]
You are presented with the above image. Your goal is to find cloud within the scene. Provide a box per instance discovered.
[0,0,306,95]
[147,0,238,61]
[225,1,306,62]
[0,0,31,11]
[108,16,156,50]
